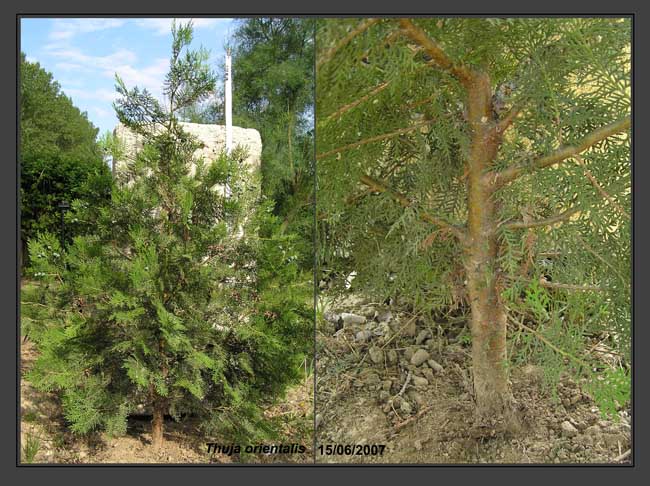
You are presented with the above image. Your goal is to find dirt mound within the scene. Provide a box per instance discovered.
[315,297,631,464]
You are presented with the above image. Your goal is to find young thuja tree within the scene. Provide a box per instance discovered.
[26,22,312,448]
[317,18,631,422]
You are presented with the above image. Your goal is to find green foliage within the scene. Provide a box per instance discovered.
[317,18,630,405]
[25,21,312,444]
[231,18,314,205]
[20,53,112,261]
[185,19,315,266]
[586,367,630,420]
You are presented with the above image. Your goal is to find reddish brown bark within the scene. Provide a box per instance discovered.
[151,396,165,449]
[396,23,630,422]
[463,71,512,419]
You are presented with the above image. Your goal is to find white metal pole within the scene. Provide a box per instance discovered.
[225,49,233,198]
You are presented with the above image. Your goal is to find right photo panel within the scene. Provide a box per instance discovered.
[315,17,631,464]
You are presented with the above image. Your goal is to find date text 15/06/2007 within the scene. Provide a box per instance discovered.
[318,444,386,456]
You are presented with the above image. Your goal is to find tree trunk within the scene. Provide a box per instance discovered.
[151,396,165,449]
[463,71,512,420]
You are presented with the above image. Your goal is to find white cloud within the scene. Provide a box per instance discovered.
[114,58,169,99]
[92,106,114,119]
[49,18,128,41]
[55,62,90,72]
[62,87,118,103]
[47,46,137,70]
[47,42,167,99]
[135,18,228,36]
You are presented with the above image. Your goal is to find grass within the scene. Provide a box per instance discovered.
[21,433,41,463]
[23,410,39,423]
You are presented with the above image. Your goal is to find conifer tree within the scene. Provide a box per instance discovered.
[20,53,112,263]
[316,18,631,424]
[25,21,312,449]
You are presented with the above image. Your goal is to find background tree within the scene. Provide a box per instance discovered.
[26,22,312,449]
[185,19,314,262]
[316,18,631,423]
[20,53,112,263]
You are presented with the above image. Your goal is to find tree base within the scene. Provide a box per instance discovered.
[470,394,524,439]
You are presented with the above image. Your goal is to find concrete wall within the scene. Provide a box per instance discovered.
[113,122,263,224]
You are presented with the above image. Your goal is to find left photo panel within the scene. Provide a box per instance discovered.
[19,17,315,464]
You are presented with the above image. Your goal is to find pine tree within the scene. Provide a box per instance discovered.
[181,19,315,251]
[25,21,312,449]
[316,18,631,423]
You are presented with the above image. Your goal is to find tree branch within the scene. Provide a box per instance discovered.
[508,314,591,367]
[358,173,466,240]
[492,116,631,188]
[316,18,381,72]
[321,81,390,125]
[574,233,628,288]
[501,207,579,230]
[574,155,630,220]
[316,120,434,160]
[538,277,606,292]
[398,19,473,86]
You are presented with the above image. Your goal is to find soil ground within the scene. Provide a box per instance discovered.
[20,340,313,464]
[315,295,631,464]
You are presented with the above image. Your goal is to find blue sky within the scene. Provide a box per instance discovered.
[21,18,236,137]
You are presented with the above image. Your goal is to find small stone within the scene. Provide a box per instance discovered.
[355,330,373,343]
[415,330,431,345]
[379,391,390,402]
[412,376,429,388]
[400,400,413,415]
[560,421,578,437]
[414,440,422,451]
[376,310,393,323]
[404,320,417,337]
[404,346,418,361]
[369,346,384,364]
[323,311,340,323]
[576,421,588,431]
[364,372,381,386]
[422,368,435,382]
[341,312,366,325]
[407,390,426,406]
[387,349,398,363]
[427,359,444,373]
[315,414,323,429]
[411,349,430,366]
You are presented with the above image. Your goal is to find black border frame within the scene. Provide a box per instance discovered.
[2,0,646,480]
